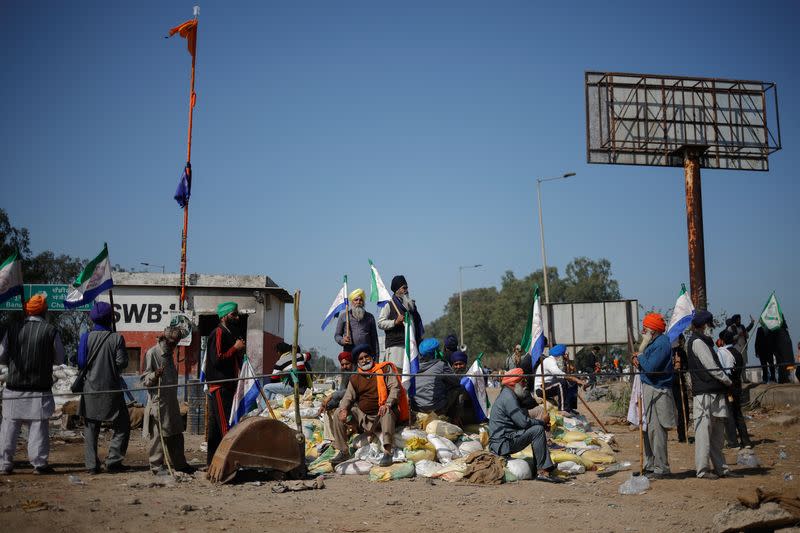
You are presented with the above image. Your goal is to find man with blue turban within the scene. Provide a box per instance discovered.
[78,301,131,474]
[409,338,463,422]
[534,344,586,413]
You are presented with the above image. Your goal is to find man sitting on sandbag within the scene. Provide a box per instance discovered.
[409,338,464,423]
[489,368,562,483]
[329,344,410,467]
[534,344,586,413]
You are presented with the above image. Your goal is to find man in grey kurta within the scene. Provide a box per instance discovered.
[686,310,733,479]
[78,301,130,474]
[0,294,65,474]
[141,327,191,474]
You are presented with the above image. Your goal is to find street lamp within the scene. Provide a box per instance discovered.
[458,264,483,350]
[536,172,576,303]
[140,262,166,274]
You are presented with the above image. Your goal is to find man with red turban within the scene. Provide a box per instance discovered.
[0,294,65,474]
[488,368,561,483]
[632,312,676,479]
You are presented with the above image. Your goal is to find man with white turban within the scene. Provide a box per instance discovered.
[335,288,379,357]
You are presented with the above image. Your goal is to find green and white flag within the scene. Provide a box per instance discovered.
[759,292,784,331]
[368,259,392,308]
[64,243,113,309]
[0,250,24,305]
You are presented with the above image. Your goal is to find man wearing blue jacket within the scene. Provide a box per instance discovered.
[633,313,676,479]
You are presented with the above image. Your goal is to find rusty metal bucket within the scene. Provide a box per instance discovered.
[207,417,306,483]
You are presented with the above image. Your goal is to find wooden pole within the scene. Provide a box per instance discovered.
[344,275,351,344]
[577,393,609,433]
[291,290,303,434]
[679,370,691,440]
[179,14,199,312]
[108,289,117,333]
[637,389,645,476]
[540,362,547,408]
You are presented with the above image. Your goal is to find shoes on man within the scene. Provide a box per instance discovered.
[330,450,350,466]
[698,472,719,480]
[1,467,12,475]
[646,472,670,480]
[104,463,130,473]
[33,465,55,475]
[86,467,100,475]
[378,452,393,467]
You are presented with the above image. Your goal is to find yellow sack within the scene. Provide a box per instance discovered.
[581,450,615,464]
[550,450,581,464]
[283,397,293,409]
[561,430,589,442]
[416,412,438,430]
[369,461,416,481]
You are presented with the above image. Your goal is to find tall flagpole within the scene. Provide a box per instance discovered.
[179,6,199,312]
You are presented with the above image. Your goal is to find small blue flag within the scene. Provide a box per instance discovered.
[174,162,192,208]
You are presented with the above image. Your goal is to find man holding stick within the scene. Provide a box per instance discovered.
[378,275,423,369]
[632,313,676,480]
[334,288,378,356]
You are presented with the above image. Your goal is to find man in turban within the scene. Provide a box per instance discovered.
[377,275,423,369]
[329,343,410,467]
[409,338,463,421]
[319,351,354,441]
[263,342,313,398]
[489,368,561,483]
[534,344,586,413]
[450,351,468,375]
[78,301,131,474]
[204,301,246,465]
[443,334,459,364]
[632,313,676,479]
[718,329,752,449]
[141,326,193,474]
[0,294,65,474]
[686,310,733,479]
[334,288,378,357]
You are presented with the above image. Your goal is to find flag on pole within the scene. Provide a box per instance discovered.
[402,312,420,396]
[519,285,545,369]
[0,250,24,306]
[229,356,263,426]
[167,19,198,58]
[460,353,489,422]
[321,276,348,331]
[64,244,113,309]
[667,284,695,343]
[368,259,392,308]
[760,291,785,331]
[174,162,192,208]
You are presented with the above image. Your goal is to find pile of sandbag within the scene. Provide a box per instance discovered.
[51,365,80,408]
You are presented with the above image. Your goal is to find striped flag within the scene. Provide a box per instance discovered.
[460,353,489,422]
[667,284,695,343]
[64,244,113,309]
[229,356,263,426]
[402,312,419,396]
[368,259,392,308]
[321,275,348,331]
[0,250,23,306]
[760,292,785,331]
[519,285,545,369]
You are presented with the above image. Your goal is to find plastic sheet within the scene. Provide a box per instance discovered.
[557,461,586,474]
[618,474,650,495]
[427,434,460,464]
[414,459,444,478]
[335,459,373,475]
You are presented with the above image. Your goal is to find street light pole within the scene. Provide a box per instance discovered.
[458,264,482,350]
[141,262,166,274]
[536,172,576,304]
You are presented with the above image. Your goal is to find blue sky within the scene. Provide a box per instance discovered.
[1,1,798,361]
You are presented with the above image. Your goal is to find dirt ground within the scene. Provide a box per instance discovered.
[1,400,799,533]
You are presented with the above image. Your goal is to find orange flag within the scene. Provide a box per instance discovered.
[168,19,198,58]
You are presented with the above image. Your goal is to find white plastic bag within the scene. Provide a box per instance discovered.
[505,458,532,480]
[618,474,650,495]
[354,442,405,464]
[425,420,463,441]
[335,459,373,475]
[401,427,427,441]
[414,459,444,478]
[557,461,586,474]
[427,434,460,464]
[458,440,483,456]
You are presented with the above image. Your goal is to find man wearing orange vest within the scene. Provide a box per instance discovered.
[329,343,409,467]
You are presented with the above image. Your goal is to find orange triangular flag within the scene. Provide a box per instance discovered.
[168,19,198,58]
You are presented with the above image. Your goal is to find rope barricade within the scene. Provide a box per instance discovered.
[2,362,795,401]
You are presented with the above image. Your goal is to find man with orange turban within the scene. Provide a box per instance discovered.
[488,368,562,483]
[632,312,676,479]
[0,294,65,474]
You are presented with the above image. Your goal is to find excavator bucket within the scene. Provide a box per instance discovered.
[207,417,306,483]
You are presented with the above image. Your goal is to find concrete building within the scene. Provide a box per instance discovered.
[99,272,293,377]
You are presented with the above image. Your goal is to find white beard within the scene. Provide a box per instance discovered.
[639,331,653,353]
[359,361,374,371]
[400,294,415,311]
[351,306,365,321]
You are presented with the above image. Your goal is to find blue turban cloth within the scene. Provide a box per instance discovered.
[90,301,113,324]
[549,344,567,357]
[444,334,459,351]
[79,302,114,368]
[450,351,468,364]
[692,309,714,328]
[419,338,439,358]
[351,343,374,360]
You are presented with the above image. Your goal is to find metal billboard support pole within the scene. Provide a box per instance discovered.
[683,149,707,310]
